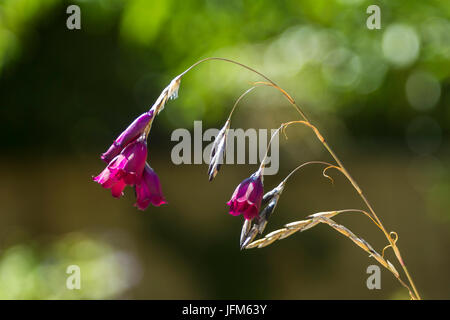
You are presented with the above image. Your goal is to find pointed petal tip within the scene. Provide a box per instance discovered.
[153,200,168,207]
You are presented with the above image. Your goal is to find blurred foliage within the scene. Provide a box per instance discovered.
[0,0,449,153]
[0,232,139,299]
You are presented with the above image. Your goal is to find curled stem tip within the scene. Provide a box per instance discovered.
[282,161,335,185]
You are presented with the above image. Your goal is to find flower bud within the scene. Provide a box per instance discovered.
[208,120,230,181]
[101,111,153,163]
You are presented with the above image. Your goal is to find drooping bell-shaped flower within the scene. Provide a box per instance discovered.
[226,169,264,220]
[94,137,148,197]
[134,163,167,210]
[208,120,230,181]
[101,111,153,163]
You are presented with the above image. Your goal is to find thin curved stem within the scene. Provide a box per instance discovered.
[259,125,283,172]
[259,120,316,172]
[227,86,257,121]
[178,57,278,86]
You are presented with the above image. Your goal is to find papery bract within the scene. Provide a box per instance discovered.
[208,120,230,181]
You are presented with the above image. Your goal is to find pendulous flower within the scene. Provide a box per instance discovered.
[227,169,264,220]
[134,163,167,210]
[94,137,148,197]
[101,111,154,163]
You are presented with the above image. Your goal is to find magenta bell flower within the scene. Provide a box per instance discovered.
[227,170,264,220]
[134,163,167,210]
[94,137,148,197]
[101,110,154,163]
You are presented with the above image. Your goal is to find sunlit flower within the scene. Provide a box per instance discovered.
[94,137,148,197]
[134,163,167,210]
[226,169,264,220]
[101,111,153,163]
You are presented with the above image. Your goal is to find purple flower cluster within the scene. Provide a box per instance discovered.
[93,110,167,210]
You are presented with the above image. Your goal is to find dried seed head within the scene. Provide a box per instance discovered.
[279,227,302,240]
[244,238,266,249]
[284,219,312,229]
[256,235,279,248]
[208,120,230,181]
[264,228,287,239]
[300,219,321,232]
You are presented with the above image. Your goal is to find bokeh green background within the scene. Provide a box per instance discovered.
[0,0,449,299]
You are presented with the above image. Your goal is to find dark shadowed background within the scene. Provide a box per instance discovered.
[0,0,449,299]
